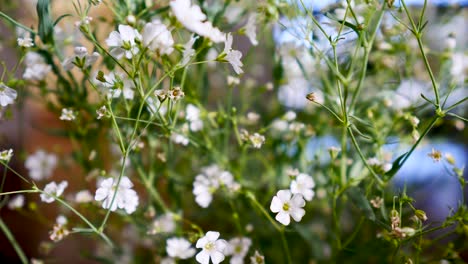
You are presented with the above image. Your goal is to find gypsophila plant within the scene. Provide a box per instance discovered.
[0,0,466,263]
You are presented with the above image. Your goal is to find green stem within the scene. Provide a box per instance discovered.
[0,218,28,264]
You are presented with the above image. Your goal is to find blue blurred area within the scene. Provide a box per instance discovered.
[296,0,468,10]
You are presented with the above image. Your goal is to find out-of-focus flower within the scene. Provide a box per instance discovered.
[23,52,51,81]
[250,251,265,264]
[40,181,68,203]
[62,46,99,70]
[225,237,252,264]
[25,150,57,181]
[7,195,25,210]
[142,20,174,55]
[166,237,196,259]
[0,83,17,108]
[290,173,315,201]
[171,132,189,146]
[186,104,203,132]
[244,14,258,46]
[75,190,93,203]
[148,213,176,235]
[249,133,265,149]
[170,0,225,43]
[95,176,139,214]
[193,165,239,208]
[59,108,76,121]
[0,149,13,161]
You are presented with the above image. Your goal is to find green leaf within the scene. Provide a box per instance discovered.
[54,14,72,26]
[36,0,54,44]
[347,187,375,221]
[384,151,408,179]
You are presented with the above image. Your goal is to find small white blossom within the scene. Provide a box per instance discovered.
[186,104,203,132]
[227,76,240,86]
[75,190,93,203]
[142,20,174,55]
[0,83,18,107]
[195,231,228,264]
[96,105,107,119]
[246,112,260,123]
[226,237,252,264]
[23,53,51,81]
[170,0,225,43]
[96,72,135,100]
[168,87,185,101]
[249,133,265,149]
[221,33,243,75]
[49,215,70,242]
[250,251,265,264]
[25,150,57,181]
[105,25,142,59]
[0,149,13,161]
[94,176,139,214]
[40,181,68,203]
[166,237,196,259]
[244,14,258,46]
[74,16,93,27]
[17,37,34,48]
[59,108,76,121]
[193,165,239,208]
[62,46,99,70]
[148,213,176,235]
[7,195,25,210]
[290,173,315,201]
[284,111,296,121]
[171,132,189,146]
[270,189,306,225]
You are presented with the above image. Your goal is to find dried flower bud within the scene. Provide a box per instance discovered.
[306,92,317,102]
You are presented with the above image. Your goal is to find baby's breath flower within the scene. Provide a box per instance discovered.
[49,215,70,242]
[23,52,51,81]
[17,37,34,48]
[7,194,25,210]
[171,132,189,146]
[249,133,265,149]
[142,20,174,55]
[168,87,185,101]
[227,76,240,86]
[148,213,176,235]
[290,173,315,202]
[180,35,197,66]
[0,149,13,161]
[96,105,107,119]
[170,0,225,43]
[270,189,306,226]
[246,112,260,124]
[284,111,297,121]
[226,237,252,264]
[105,24,142,59]
[25,150,57,181]
[0,83,17,107]
[95,176,139,214]
[428,148,442,162]
[186,104,203,132]
[219,33,244,75]
[75,190,93,203]
[195,231,228,264]
[193,165,239,208]
[250,251,265,264]
[59,108,76,121]
[244,14,258,46]
[62,46,99,70]
[166,237,196,259]
[40,181,68,203]
[74,16,93,27]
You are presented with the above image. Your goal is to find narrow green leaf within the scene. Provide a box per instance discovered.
[384,151,408,179]
[54,14,72,26]
[36,0,54,44]
[347,187,375,221]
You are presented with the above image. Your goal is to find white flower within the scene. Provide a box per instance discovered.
[94,176,139,214]
[186,104,203,132]
[96,105,107,119]
[17,37,34,48]
[25,150,57,181]
[49,215,70,242]
[270,189,306,225]
[23,63,52,81]
[166,237,196,259]
[181,35,198,66]
[75,190,93,203]
[0,149,13,161]
[0,83,17,107]
[171,133,189,146]
[193,165,239,208]
[284,111,296,121]
[40,181,68,203]
[7,195,24,210]
[142,20,174,55]
[227,76,240,86]
[59,108,76,121]
[168,87,185,101]
[226,237,252,264]
[148,213,176,235]
[244,14,258,46]
[249,133,265,149]
[105,25,142,59]
[170,0,225,43]
[250,251,265,264]
[221,33,243,75]
[290,173,315,201]
[62,46,100,70]
[96,72,135,100]
[195,231,227,264]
